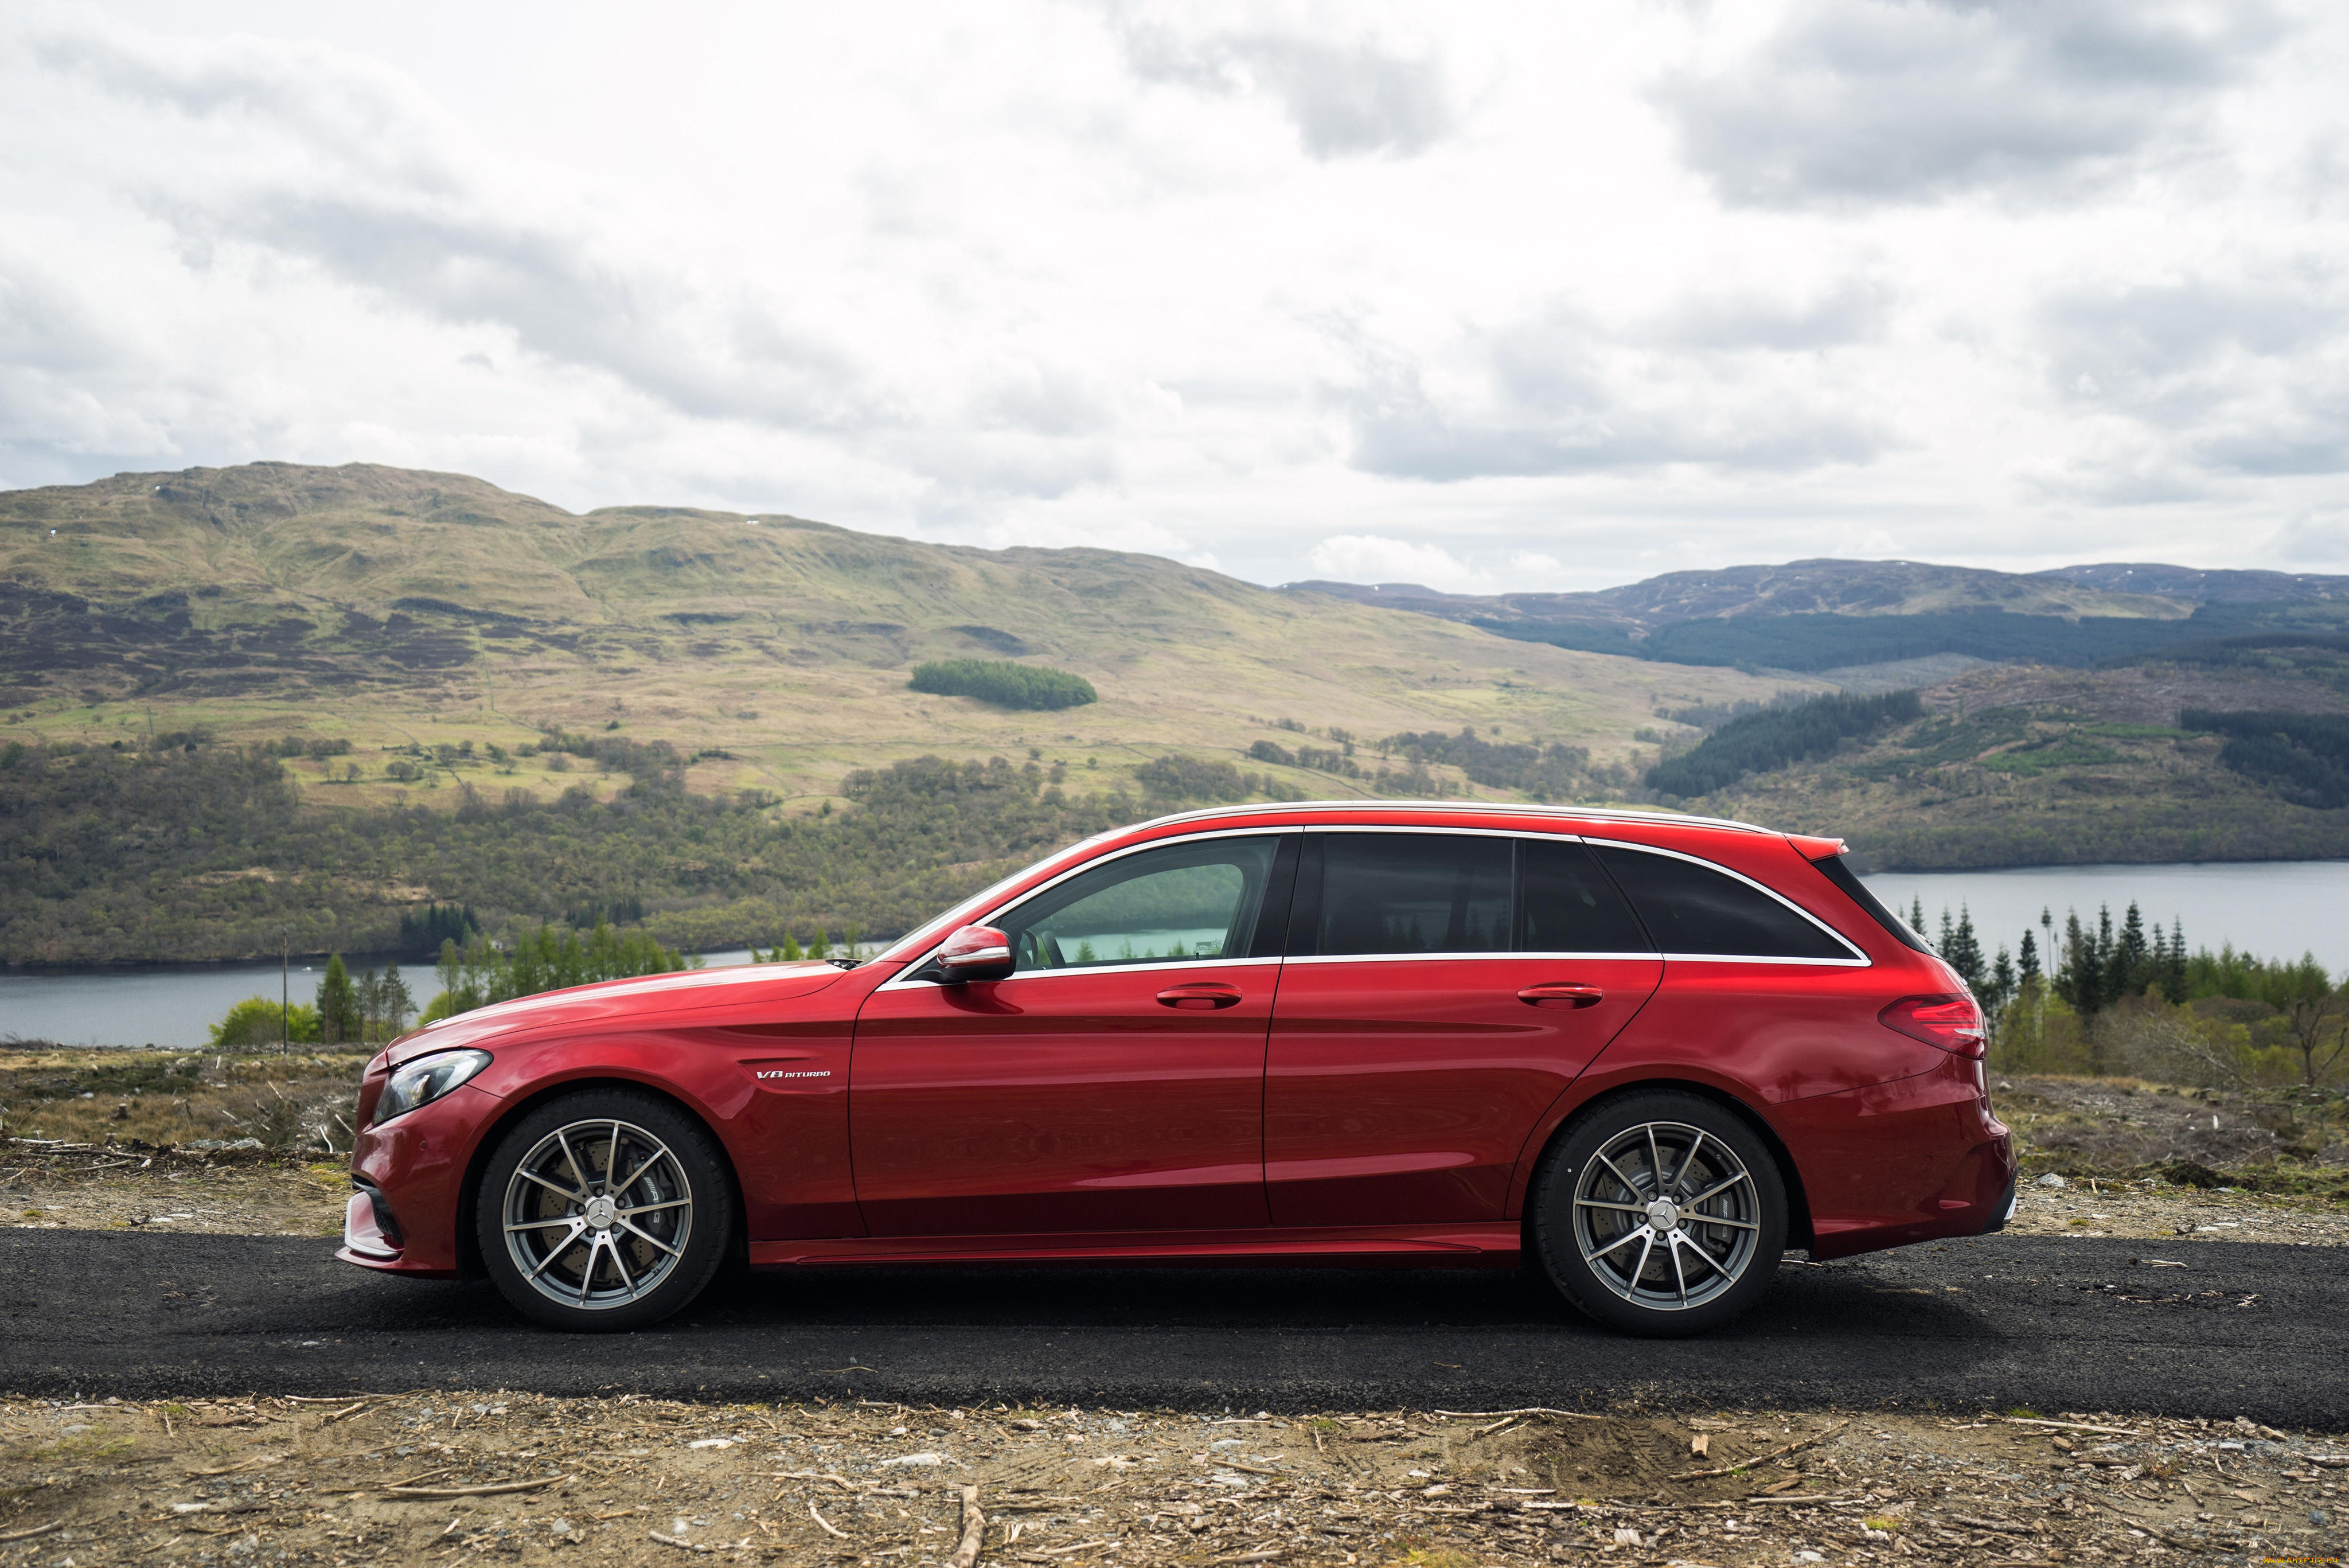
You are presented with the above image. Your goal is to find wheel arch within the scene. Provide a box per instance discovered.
[453,1075,750,1281]
[1513,1078,1815,1255]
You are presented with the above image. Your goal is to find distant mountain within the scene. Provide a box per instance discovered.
[1285,557,2349,677]
[2039,563,2349,603]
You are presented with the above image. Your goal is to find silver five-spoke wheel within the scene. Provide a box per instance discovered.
[1572,1119,1761,1312]
[501,1118,694,1311]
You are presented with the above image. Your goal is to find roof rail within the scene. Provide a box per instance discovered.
[1123,799,1779,836]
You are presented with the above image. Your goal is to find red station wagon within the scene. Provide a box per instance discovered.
[341,803,2015,1336]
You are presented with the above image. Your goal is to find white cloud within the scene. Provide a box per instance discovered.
[2269,508,2349,566]
[1307,533,1486,591]
[0,0,2344,589]
[1653,0,2289,209]
[1102,1,1457,159]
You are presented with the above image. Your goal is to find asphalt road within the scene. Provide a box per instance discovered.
[5,1231,2343,1425]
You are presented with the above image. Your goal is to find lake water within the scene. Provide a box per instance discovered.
[0,949,759,1052]
[1860,861,2349,972]
[6,863,2349,1047]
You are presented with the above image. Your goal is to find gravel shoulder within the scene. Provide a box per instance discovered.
[5,1391,2343,1567]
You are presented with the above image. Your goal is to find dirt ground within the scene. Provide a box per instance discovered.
[1996,1075,2349,1177]
[7,1063,2348,1564]
[4,1392,2345,1567]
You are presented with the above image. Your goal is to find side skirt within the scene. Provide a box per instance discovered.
[749,1223,1521,1269]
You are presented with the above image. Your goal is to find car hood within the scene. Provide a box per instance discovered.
[384,961,856,1065]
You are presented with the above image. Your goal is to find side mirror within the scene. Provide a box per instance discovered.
[937,925,1014,983]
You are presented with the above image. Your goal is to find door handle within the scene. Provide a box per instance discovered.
[1517,982,1605,1009]
[1157,982,1243,1011]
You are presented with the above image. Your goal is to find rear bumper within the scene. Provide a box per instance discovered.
[1980,1169,2019,1235]
[1772,1052,2016,1262]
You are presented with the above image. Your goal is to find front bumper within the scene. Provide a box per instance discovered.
[336,1082,502,1278]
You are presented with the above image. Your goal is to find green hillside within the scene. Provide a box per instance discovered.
[0,462,1801,814]
[1681,665,2349,870]
[1,462,1823,962]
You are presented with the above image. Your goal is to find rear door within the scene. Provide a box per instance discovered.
[1263,830,1661,1227]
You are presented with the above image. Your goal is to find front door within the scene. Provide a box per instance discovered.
[850,832,1297,1236]
[1265,831,1661,1227]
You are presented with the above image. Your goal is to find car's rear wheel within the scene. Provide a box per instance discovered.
[475,1089,732,1332]
[1532,1090,1786,1337]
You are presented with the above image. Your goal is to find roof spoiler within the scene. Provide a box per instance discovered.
[1787,833,1848,861]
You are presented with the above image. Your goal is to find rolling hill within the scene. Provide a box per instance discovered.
[10,461,2349,962]
[0,462,1802,816]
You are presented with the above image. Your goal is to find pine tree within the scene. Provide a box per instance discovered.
[2111,902,2149,1000]
[1945,906,1986,996]
[354,967,382,1039]
[2057,910,2099,1014]
[315,954,359,1045]
[2018,929,2041,983]
[1911,897,1929,945]
[1986,945,2018,1043]
[377,968,415,1037]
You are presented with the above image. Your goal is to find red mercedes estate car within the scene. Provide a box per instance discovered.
[341,803,2013,1336]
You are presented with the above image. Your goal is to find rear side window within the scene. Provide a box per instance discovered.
[1519,837,1655,953]
[1311,833,1513,955]
[1590,845,1853,961]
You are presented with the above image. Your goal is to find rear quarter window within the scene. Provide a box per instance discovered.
[1590,845,1855,961]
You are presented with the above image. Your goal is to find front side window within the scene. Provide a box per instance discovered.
[1589,845,1852,960]
[995,836,1285,972]
[1310,833,1513,956]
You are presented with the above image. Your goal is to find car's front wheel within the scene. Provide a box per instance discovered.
[1531,1090,1786,1337]
[475,1089,732,1331]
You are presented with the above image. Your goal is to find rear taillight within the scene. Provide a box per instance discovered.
[1879,993,1985,1058]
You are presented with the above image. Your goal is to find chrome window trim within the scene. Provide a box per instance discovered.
[1577,836,1870,966]
[1301,822,1524,837]
[876,827,1303,991]
[877,817,1867,985]
[887,954,1280,990]
[1279,950,1659,967]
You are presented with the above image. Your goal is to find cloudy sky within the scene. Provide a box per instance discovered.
[3,0,2345,591]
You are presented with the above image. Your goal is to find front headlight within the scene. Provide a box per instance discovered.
[374,1049,492,1124]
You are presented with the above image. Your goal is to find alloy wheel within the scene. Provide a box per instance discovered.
[500,1118,694,1311]
[1571,1118,1762,1312]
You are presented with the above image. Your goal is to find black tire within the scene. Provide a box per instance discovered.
[1531,1089,1786,1337]
[474,1088,733,1332]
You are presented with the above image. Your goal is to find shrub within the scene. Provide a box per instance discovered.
[208,997,321,1048]
[908,659,1097,711]
[1137,755,1253,802]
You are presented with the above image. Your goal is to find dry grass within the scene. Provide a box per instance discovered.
[0,1046,368,1158]
[2,1393,2342,1566]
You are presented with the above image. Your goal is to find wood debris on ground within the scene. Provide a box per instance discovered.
[1,1389,2342,1564]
